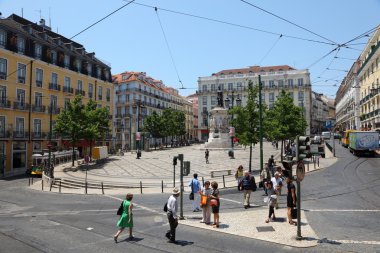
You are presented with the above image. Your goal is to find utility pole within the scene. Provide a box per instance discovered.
[259,75,263,172]
[47,99,53,178]
[178,153,184,220]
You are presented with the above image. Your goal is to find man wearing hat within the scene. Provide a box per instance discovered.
[166,187,180,243]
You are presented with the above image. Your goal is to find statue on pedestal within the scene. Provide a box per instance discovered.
[217,86,224,107]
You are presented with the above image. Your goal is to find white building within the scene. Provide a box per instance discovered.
[197,65,312,140]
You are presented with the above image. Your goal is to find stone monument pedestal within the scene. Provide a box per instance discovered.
[204,106,231,149]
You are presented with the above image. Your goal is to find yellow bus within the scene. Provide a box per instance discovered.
[342,130,358,148]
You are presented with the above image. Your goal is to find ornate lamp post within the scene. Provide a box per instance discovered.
[133,101,145,158]
[225,91,242,158]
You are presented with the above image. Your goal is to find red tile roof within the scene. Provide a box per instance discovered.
[213,65,295,76]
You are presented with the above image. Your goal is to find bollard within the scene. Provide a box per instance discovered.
[140,181,143,194]
[161,180,164,193]
[49,180,53,192]
[41,179,44,191]
[307,160,309,172]
[314,158,316,170]
[202,177,205,187]
[222,175,226,188]
[59,180,61,193]
[101,182,104,195]
[85,181,87,194]
[317,157,320,167]
[28,177,30,186]
[32,177,34,185]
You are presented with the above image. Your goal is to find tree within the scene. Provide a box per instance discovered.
[143,111,164,149]
[265,90,307,161]
[230,80,263,171]
[82,99,110,160]
[54,96,85,167]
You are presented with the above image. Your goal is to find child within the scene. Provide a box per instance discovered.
[265,181,278,223]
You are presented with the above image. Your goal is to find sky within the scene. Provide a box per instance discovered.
[1,0,380,98]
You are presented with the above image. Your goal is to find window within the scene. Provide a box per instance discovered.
[77,80,83,91]
[97,67,101,78]
[298,91,304,101]
[64,98,70,110]
[17,37,25,54]
[34,92,42,107]
[202,96,207,105]
[0,30,6,48]
[98,86,103,100]
[237,82,242,89]
[35,68,43,87]
[0,116,5,136]
[288,79,294,87]
[106,88,110,101]
[278,80,284,88]
[0,86,6,104]
[33,119,41,135]
[211,83,216,91]
[50,95,57,110]
[64,77,71,88]
[219,83,224,91]
[261,93,265,101]
[76,59,81,72]
[228,83,233,91]
[34,44,42,59]
[51,50,57,64]
[269,80,275,88]
[288,92,294,99]
[16,117,24,134]
[64,55,70,68]
[269,92,274,102]
[202,85,207,92]
[261,80,265,87]
[51,72,58,85]
[211,96,217,105]
[297,78,304,86]
[17,63,26,83]
[0,58,7,80]
[88,83,93,98]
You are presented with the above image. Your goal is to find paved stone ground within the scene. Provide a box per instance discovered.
[28,142,338,248]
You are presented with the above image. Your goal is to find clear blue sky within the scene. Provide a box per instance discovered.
[2,0,380,98]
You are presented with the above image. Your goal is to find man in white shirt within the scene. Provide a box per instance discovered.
[166,187,180,243]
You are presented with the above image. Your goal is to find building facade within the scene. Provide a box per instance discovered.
[0,14,113,176]
[310,92,328,134]
[197,65,312,140]
[357,25,380,130]
[112,71,192,150]
[186,94,199,140]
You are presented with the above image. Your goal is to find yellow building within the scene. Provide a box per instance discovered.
[358,25,380,130]
[0,14,113,177]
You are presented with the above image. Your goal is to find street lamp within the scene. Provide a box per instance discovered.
[133,100,145,158]
[225,91,242,159]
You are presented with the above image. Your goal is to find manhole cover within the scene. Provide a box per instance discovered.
[256,226,275,232]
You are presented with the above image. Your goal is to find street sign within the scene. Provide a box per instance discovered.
[136,132,141,141]
[310,144,319,154]
[325,121,333,129]
[296,161,305,182]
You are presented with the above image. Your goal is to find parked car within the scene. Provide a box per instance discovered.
[321,132,331,140]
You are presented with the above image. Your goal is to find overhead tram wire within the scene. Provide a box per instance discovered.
[5,0,136,80]
[239,0,338,46]
[131,2,335,46]
[257,34,283,65]
[154,7,185,89]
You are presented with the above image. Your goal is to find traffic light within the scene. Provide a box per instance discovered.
[183,161,190,176]
[296,136,310,161]
[173,156,178,166]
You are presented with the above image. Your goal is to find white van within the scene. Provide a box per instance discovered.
[322,132,331,140]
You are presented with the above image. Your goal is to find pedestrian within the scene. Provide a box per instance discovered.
[188,173,201,212]
[200,181,212,224]
[265,181,278,223]
[291,143,296,157]
[239,171,256,209]
[205,149,210,164]
[234,165,244,190]
[165,187,180,243]
[286,176,297,225]
[210,181,220,228]
[275,141,279,150]
[114,193,134,243]
[271,172,283,209]
[268,155,275,177]
[260,164,271,196]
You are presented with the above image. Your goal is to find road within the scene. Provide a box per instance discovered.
[0,141,379,253]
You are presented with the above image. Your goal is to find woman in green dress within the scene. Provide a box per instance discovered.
[114,193,134,242]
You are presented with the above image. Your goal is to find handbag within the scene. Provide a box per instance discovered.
[117,201,124,215]
[189,180,194,200]
[200,194,207,206]
[259,181,264,188]
[163,202,168,212]
[210,198,218,207]
[291,208,297,219]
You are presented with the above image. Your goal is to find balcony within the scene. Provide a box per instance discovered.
[0,131,11,138]
[0,100,11,109]
[49,83,61,91]
[88,92,93,99]
[63,86,74,93]
[106,96,110,102]
[32,105,46,113]
[75,89,85,96]
[98,95,102,100]
[13,131,29,139]
[18,76,25,84]
[32,132,47,139]
[13,102,30,111]
[36,80,43,87]
[0,72,6,80]
[48,106,61,114]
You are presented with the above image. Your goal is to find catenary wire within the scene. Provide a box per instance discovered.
[257,34,282,65]
[154,7,184,89]
[5,0,136,80]
[239,0,338,45]
[131,2,335,46]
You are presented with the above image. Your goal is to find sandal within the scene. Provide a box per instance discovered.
[265,219,270,223]
[113,236,117,243]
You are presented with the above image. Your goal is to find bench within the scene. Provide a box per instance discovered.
[210,169,232,178]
